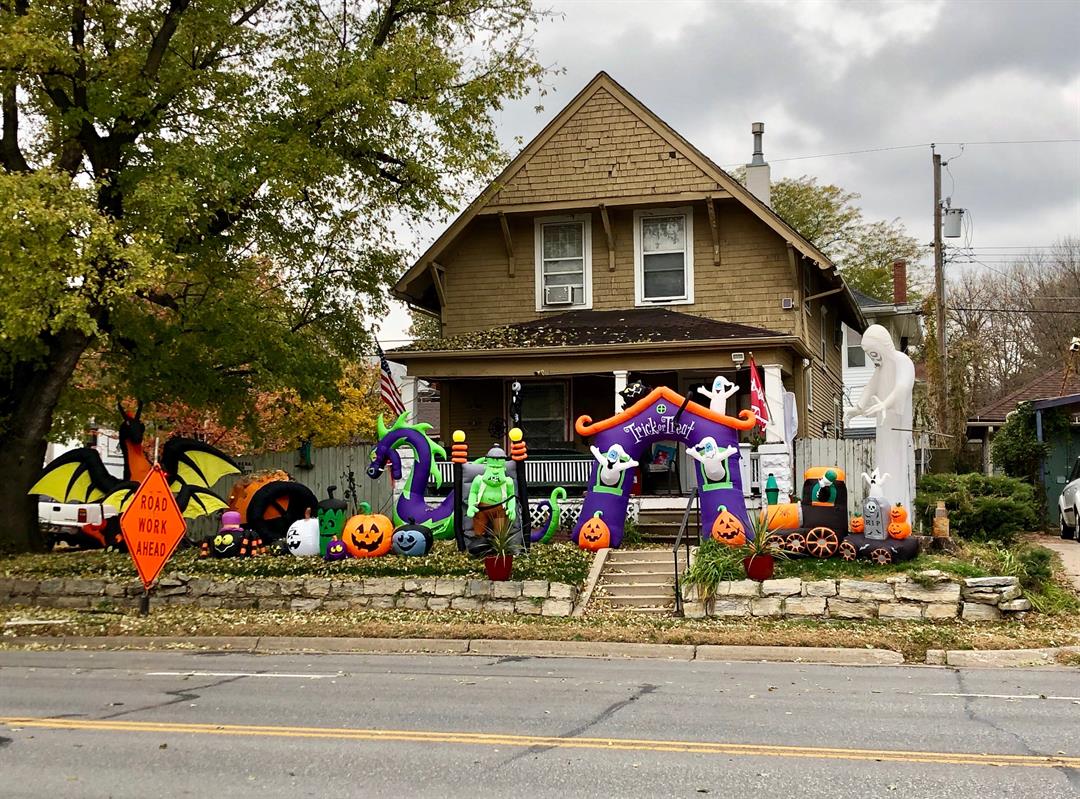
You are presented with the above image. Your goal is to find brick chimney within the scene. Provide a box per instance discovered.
[892,259,908,305]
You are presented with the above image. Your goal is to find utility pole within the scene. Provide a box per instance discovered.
[932,145,947,430]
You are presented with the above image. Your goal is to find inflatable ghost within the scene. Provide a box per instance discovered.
[844,325,915,512]
[698,375,738,414]
[285,512,321,556]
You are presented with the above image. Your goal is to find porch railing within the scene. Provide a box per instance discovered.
[431,458,593,488]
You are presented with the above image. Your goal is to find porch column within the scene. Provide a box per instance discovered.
[762,364,786,444]
[758,363,794,502]
[613,369,628,412]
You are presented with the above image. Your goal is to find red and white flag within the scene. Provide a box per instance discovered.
[749,355,770,430]
[376,341,406,417]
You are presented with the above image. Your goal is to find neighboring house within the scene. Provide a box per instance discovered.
[968,367,1080,477]
[389,72,865,499]
[841,261,923,438]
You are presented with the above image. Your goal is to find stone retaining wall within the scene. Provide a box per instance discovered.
[0,575,579,617]
[682,571,1030,621]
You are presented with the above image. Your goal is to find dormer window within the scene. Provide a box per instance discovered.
[535,214,591,310]
[634,207,694,305]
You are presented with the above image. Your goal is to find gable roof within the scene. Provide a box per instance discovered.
[969,367,1080,425]
[394,71,847,310]
[393,308,785,353]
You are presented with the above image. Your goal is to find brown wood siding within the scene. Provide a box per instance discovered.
[441,201,802,337]
[805,362,843,439]
[492,87,719,207]
[443,378,503,448]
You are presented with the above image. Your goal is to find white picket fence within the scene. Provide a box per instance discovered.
[794,438,877,510]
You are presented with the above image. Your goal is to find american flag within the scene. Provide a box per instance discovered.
[376,341,406,417]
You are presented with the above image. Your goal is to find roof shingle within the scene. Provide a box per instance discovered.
[394,308,785,353]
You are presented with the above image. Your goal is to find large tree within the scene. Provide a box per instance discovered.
[768,175,925,300]
[0,0,547,551]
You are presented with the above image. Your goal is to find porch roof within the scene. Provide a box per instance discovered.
[394,308,784,353]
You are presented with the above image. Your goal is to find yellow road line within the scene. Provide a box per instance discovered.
[2,717,1077,770]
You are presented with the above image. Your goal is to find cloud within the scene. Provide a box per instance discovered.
[384,0,1080,342]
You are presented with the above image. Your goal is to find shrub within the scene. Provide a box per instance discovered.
[915,473,1039,544]
[680,540,744,603]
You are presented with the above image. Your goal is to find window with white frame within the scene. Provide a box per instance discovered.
[535,215,590,310]
[846,329,866,368]
[634,208,693,304]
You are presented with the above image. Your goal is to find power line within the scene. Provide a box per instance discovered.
[949,306,1080,315]
[721,138,1080,167]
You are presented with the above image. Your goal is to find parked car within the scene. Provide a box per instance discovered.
[1060,456,1080,540]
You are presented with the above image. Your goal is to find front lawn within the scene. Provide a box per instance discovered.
[0,541,594,587]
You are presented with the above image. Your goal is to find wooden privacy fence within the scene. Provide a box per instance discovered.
[794,438,877,510]
[188,444,392,539]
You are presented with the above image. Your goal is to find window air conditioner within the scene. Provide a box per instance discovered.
[544,285,574,305]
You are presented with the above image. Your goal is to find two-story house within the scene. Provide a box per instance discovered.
[389,72,864,499]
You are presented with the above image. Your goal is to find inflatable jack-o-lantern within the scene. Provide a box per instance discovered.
[391,524,434,557]
[711,505,746,546]
[887,521,912,540]
[889,504,908,524]
[850,514,865,534]
[343,504,394,558]
[324,536,349,561]
[578,511,610,551]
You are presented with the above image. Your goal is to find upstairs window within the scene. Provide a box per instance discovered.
[635,208,694,304]
[535,215,590,310]
[846,329,866,368]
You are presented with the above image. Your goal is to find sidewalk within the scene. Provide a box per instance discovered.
[1041,538,1080,592]
[3,633,1078,667]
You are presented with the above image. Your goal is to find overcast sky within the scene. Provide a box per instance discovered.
[378,0,1080,345]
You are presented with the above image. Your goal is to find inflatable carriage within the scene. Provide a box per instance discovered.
[764,467,917,564]
[839,469,918,565]
[762,467,850,558]
[573,386,758,549]
[366,413,564,547]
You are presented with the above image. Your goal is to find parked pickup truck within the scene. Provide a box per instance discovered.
[38,501,119,549]
[1060,456,1080,540]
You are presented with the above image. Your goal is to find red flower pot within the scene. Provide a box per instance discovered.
[484,554,514,581]
[743,554,775,581]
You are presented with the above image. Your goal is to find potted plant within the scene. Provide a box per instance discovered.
[740,509,788,581]
[483,516,517,581]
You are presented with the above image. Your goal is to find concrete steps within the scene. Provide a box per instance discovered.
[595,549,685,613]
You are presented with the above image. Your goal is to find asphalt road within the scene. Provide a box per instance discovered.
[1,649,1078,798]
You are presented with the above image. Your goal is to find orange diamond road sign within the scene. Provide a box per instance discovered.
[121,463,187,589]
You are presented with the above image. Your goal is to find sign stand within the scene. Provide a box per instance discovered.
[119,463,188,616]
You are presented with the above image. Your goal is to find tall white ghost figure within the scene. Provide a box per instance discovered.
[844,324,915,512]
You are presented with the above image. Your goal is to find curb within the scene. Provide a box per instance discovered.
[4,635,1078,668]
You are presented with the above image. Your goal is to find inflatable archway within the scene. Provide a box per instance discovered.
[573,386,757,548]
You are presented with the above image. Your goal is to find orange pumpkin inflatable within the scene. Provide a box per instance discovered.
[228,469,290,522]
[887,521,912,540]
[343,508,394,558]
[711,505,747,547]
[762,503,801,531]
[578,512,610,551]
[889,504,908,524]
[850,514,865,534]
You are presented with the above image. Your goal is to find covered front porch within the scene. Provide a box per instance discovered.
[391,309,808,503]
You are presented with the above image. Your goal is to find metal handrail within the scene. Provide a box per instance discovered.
[671,487,701,616]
